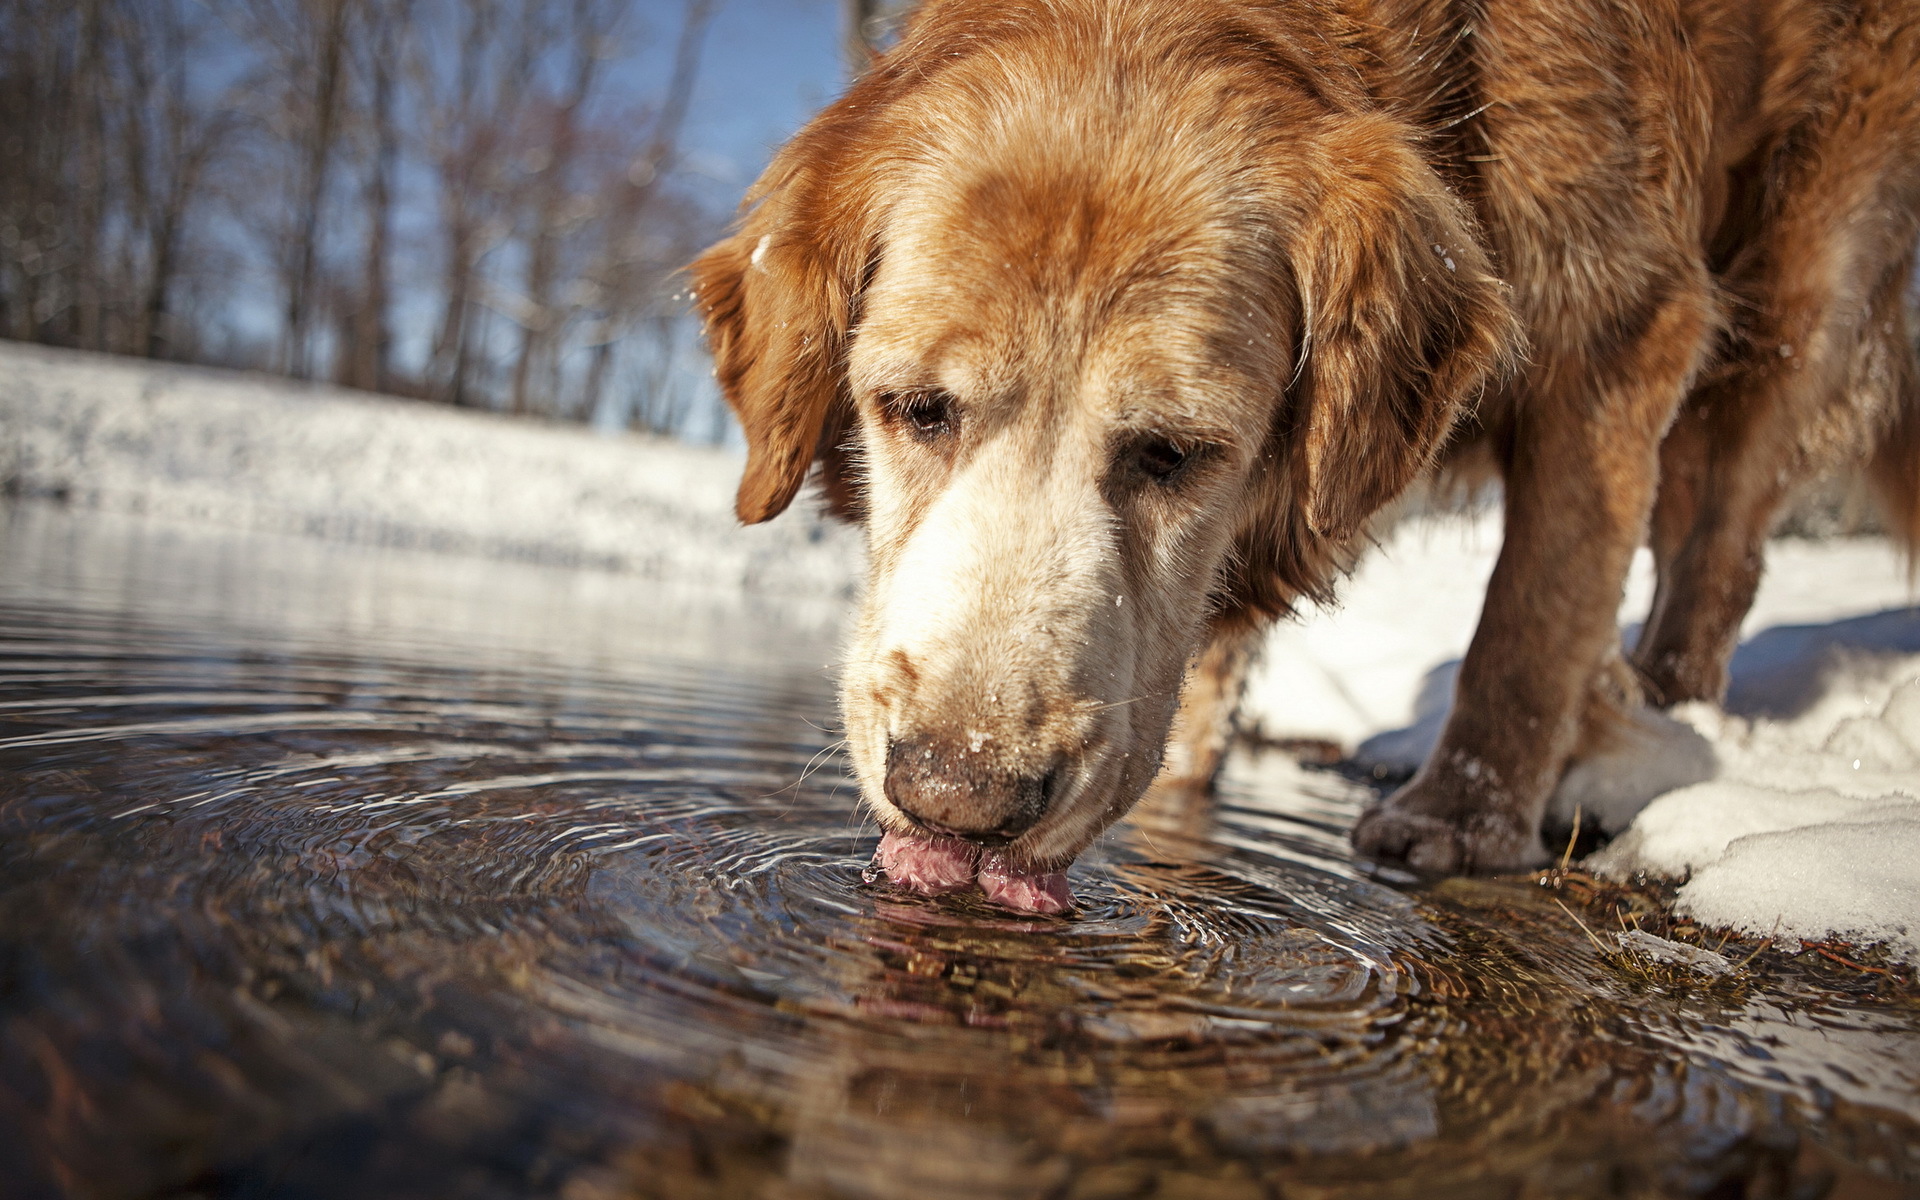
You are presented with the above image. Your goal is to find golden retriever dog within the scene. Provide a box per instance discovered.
[693,0,1920,912]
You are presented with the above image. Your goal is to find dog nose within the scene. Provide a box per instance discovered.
[884,735,1055,843]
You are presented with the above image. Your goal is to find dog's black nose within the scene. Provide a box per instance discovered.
[884,735,1056,843]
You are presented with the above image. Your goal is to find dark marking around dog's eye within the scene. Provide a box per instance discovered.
[1135,437,1192,483]
[1128,435,1205,487]
[1103,432,1215,503]
[883,390,959,445]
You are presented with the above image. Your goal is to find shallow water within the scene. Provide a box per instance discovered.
[2,503,1917,1200]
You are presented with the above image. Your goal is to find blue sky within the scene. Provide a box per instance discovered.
[646,0,847,211]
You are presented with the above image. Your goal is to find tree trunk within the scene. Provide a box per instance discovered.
[143,209,178,359]
[284,0,350,380]
[349,10,396,393]
[69,0,108,349]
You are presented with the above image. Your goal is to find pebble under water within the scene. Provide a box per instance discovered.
[2,503,1917,1200]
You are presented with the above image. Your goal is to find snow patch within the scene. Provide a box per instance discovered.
[1552,708,1719,835]
[0,342,863,604]
[1591,781,1914,879]
[1592,673,1920,960]
[1242,514,1503,749]
[1677,821,1920,961]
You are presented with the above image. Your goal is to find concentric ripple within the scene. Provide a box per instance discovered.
[1,504,1915,1200]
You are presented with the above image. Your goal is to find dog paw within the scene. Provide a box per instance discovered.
[1351,781,1549,875]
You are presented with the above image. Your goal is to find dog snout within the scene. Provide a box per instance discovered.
[884,735,1056,843]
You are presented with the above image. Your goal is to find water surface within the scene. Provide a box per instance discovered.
[2,503,1916,1199]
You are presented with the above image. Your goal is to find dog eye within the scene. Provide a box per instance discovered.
[1134,437,1192,482]
[884,390,959,444]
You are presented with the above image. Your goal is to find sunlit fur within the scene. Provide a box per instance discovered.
[692,0,1513,874]
[695,0,1920,878]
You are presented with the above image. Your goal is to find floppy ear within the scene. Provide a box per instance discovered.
[1286,115,1520,540]
[690,127,876,524]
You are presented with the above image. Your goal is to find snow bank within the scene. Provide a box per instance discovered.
[1590,673,1920,960]
[1548,708,1720,835]
[0,341,862,602]
[1596,781,1908,879]
[1681,822,1920,958]
[1239,512,1503,749]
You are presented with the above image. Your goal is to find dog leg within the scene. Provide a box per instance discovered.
[1353,290,1716,873]
[1635,393,1787,708]
[1140,622,1262,815]
[1638,257,1919,705]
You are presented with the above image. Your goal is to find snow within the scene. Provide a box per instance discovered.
[4,341,1917,956]
[1240,512,1504,750]
[1549,707,1720,835]
[1593,781,1905,879]
[0,341,863,605]
[1677,821,1920,957]
[1588,676,1920,960]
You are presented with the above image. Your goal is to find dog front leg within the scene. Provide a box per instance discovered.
[1353,290,1715,873]
[1137,621,1262,823]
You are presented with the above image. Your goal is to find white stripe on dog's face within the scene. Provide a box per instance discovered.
[846,402,1127,789]
[868,434,1118,709]
[868,455,1013,675]
[843,402,1149,856]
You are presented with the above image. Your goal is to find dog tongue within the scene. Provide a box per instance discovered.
[874,830,1074,915]
[874,829,977,893]
[977,852,1073,915]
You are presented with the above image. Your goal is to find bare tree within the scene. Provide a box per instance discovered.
[1,0,729,432]
[287,0,351,379]
[110,1,234,359]
[506,0,624,416]
[219,0,360,379]
[339,0,404,393]
[0,0,234,356]
[68,0,110,348]
[0,0,65,341]
[0,0,108,347]
[577,0,714,423]
[414,0,552,406]
[844,0,914,72]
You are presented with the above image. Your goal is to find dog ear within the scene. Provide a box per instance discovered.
[690,122,877,525]
[1286,115,1519,541]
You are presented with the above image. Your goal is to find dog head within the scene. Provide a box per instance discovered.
[692,0,1517,881]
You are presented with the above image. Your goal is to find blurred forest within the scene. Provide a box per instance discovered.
[0,0,736,434]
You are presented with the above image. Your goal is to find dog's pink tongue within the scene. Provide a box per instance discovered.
[874,831,1074,914]
[978,852,1074,915]
[875,829,978,894]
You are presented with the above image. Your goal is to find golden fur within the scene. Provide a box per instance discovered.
[694,0,1920,877]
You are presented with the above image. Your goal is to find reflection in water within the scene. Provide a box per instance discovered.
[1,503,1916,1199]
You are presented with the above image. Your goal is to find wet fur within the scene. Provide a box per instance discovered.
[694,0,1920,878]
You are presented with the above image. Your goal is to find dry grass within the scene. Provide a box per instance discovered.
[1533,864,1919,1006]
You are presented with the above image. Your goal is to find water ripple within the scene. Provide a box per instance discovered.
[0,506,1915,1199]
